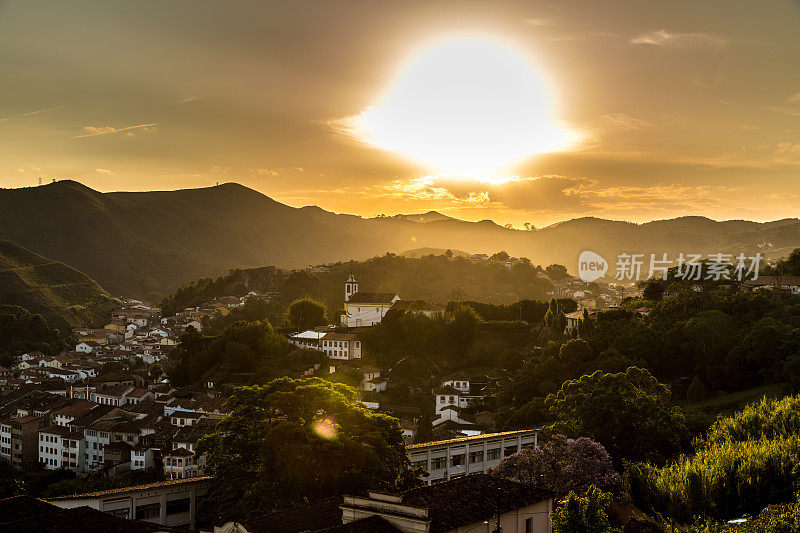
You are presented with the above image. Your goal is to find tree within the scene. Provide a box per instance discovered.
[148,363,164,381]
[492,434,620,498]
[551,485,615,533]
[490,251,511,262]
[559,339,594,377]
[577,309,595,340]
[285,297,327,331]
[545,368,688,464]
[686,377,707,402]
[546,264,570,280]
[197,378,413,523]
[449,304,479,348]
[545,299,567,339]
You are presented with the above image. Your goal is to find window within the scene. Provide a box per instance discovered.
[469,451,484,463]
[430,457,446,469]
[166,498,190,515]
[449,396,455,404]
[504,445,518,457]
[450,454,464,467]
[135,503,161,519]
[525,517,533,533]
[487,448,500,460]
[412,460,427,469]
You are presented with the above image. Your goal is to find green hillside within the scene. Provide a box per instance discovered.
[160,253,554,319]
[0,240,114,331]
[1,180,798,300]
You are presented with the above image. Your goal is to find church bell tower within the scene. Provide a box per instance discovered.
[345,274,358,302]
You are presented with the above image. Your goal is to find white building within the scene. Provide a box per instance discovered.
[320,332,362,360]
[131,446,155,470]
[288,330,326,350]
[340,275,400,327]
[0,418,12,463]
[406,429,539,484]
[49,477,211,530]
[39,425,83,471]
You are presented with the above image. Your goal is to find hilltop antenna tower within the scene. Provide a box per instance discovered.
[37,177,42,186]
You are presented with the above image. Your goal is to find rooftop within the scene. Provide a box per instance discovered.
[406,428,538,450]
[48,476,212,500]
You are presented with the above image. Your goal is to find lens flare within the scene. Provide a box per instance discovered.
[312,416,337,440]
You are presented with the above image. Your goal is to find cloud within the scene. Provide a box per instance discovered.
[776,143,800,158]
[0,104,67,123]
[177,95,200,104]
[788,92,800,103]
[602,113,654,131]
[95,168,115,175]
[253,166,305,177]
[350,174,740,218]
[72,123,159,139]
[255,168,280,176]
[210,164,230,174]
[630,30,728,49]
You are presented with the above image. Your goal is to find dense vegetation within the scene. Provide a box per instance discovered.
[166,319,325,386]
[197,378,414,522]
[629,395,800,524]
[0,240,113,331]
[0,305,65,366]
[161,252,557,320]
[500,285,800,435]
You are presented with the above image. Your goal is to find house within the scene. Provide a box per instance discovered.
[11,415,46,469]
[75,341,100,353]
[406,429,539,485]
[320,332,362,360]
[564,309,595,334]
[360,367,386,392]
[340,474,553,532]
[131,445,155,470]
[48,477,211,529]
[341,275,400,327]
[39,425,83,471]
[164,447,201,480]
[288,330,326,350]
[0,417,12,463]
[441,372,470,394]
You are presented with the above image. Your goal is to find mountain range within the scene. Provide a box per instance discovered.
[1,180,798,300]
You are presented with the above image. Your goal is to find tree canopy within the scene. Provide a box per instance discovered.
[545,367,688,464]
[197,378,413,523]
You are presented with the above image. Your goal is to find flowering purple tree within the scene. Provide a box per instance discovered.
[491,434,620,497]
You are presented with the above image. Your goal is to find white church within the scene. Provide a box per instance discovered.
[340,274,400,328]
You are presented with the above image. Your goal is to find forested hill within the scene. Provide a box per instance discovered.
[160,254,555,317]
[2,180,799,300]
[0,240,113,331]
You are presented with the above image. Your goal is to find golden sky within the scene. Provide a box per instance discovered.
[2,0,800,227]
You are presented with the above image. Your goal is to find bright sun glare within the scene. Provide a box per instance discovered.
[350,36,575,176]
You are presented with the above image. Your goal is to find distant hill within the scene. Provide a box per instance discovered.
[0,240,114,331]
[388,211,455,223]
[400,247,470,258]
[1,180,798,299]
[160,253,555,319]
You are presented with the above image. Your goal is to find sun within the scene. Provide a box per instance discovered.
[347,36,576,176]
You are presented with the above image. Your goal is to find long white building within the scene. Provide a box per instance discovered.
[406,429,539,484]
